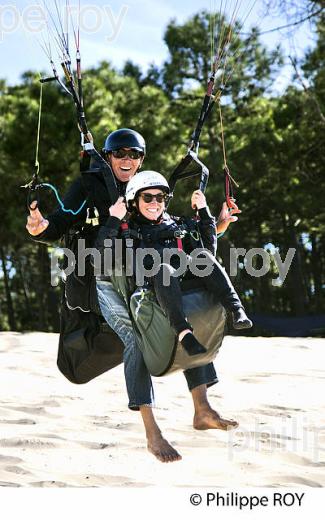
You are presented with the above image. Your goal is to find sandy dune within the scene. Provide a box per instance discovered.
[0,332,324,487]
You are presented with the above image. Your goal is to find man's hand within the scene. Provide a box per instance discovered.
[191,190,207,210]
[109,197,127,220]
[216,199,242,234]
[26,202,49,236]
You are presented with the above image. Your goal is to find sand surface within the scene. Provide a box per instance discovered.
[0,332,324,488]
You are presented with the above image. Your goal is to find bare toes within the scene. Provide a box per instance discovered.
[148,439,182,463]
[193,410,239,431]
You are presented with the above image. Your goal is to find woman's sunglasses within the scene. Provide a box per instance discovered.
[139,192,169,203]
[111,149,143,160]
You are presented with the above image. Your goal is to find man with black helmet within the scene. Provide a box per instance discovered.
[26,128,145,237]
[26,127,239,464]
[102,128,146,185]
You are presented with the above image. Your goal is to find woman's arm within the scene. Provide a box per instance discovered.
[190,190,217,255]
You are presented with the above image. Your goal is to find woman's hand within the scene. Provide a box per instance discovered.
[191,190,207,210]
[26,202,49,236]
[109,197,127,220]
[216,199,242,234]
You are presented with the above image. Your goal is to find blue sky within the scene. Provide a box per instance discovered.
[0,0,317,91]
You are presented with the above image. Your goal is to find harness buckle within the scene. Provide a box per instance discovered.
[174,228,186,252]
[85,207,99,226]
[174,229,186,239]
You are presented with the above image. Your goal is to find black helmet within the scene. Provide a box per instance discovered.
[103,128,146,155]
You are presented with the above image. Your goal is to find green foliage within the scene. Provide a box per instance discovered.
[0,8,324,332]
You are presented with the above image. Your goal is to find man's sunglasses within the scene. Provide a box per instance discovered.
[111,149,143,160]
[139,192,169,203]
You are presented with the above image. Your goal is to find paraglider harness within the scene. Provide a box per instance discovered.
[55,163,125,385]
[57,156,212,383]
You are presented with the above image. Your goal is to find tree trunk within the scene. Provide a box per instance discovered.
[311,233,323,310]
[15,256,31,307]
[36,244,50,331]
[14,255,33,322]
[286,221,308,315]
[0,247,17,330]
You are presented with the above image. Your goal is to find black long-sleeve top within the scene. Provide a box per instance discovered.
[33,169,126,245]
[95,207,217,276]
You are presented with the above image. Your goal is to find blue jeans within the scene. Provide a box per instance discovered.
[96,279,218,410]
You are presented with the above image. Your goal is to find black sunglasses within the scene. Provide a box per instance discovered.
[111,149,143,160]
[139,192,169,203]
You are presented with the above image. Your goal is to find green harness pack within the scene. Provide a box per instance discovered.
[110,273,226,377]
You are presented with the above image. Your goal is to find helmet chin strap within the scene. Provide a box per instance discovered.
[137,157,144,172]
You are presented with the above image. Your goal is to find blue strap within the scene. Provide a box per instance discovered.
[41,183,87,215]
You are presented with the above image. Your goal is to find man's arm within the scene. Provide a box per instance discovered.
[216,199,241,235]
[26,203,49,237]
[26,177,88,243]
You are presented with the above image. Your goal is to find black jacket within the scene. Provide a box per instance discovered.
[95,207,217,275]
[33,169,126,245]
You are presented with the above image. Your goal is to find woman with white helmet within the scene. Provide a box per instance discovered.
[96,169,252,462]
[125,170,252,348]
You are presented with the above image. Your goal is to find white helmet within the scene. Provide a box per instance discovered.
[125,170,170,206]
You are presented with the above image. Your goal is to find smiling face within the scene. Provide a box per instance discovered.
[137,188,166,221]
[108,148,144,182]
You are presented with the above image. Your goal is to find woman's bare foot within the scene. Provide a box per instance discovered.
[147,433,182,463]
[193,408,239,431]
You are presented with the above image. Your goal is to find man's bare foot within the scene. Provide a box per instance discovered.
[193,408,239,431]
[147,433,182,463]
